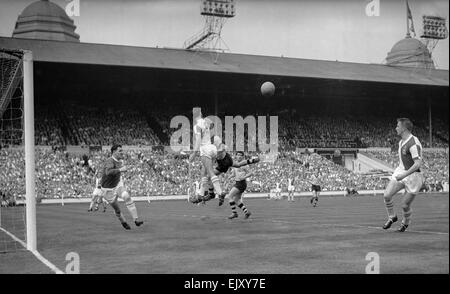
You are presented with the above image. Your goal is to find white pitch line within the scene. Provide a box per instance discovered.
[0,227,64,274]
[270,219,449,236]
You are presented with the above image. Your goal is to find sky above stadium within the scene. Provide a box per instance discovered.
[0,0,449,69]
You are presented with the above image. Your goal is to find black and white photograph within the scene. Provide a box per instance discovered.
[0,0,448,278]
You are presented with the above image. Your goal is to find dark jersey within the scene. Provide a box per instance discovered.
[99,157,122,189]
[398,135,422,172]
[216,152,234,174]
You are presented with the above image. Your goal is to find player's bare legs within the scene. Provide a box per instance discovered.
[227,187,241,219]
[398,192,416,232]
[201,155,223,197]
[110,200,131,230]
[88,195,98,212]
[117,186,143,227]
[311,191,319,207]
[382,179,405,229]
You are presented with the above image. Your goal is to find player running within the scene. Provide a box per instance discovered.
[225,151,253,220]
[382,118,424,233]
[287,178,295,202]
[99,144,144,230]
[310,173,321,207]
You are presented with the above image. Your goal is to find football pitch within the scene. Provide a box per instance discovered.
[1,193,448,274]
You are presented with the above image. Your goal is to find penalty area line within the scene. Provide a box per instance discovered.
[0,227,64,274]
[270,219,449,236]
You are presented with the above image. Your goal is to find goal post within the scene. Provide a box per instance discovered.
[0,48,36,252]
[24,50,36,251]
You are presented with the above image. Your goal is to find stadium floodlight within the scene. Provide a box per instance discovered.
[0,48,36,253]
[201,0,235,18]
[421,15,449,39]
[420,15,449,61]
[184,0,236,56]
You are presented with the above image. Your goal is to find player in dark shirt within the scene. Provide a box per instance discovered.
[99,144,144,230]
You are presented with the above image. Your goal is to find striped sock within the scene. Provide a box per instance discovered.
[237,202,248,214]
[384,198,396,218]
[211,176,222,195]
[402,207,412,226]
[229,201,237,214]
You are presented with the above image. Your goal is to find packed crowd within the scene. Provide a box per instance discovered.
[61,102,161,146]
[0,147,401,200]
[35,107,66,146]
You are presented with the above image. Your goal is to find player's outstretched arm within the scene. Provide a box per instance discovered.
[233,156,260,168]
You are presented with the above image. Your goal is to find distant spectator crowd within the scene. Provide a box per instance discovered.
[1,147,448,201]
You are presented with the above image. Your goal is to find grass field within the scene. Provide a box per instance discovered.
[0,193,448,274]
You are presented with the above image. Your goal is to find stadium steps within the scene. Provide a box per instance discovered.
[357,152,394,173]
[139,110,169,145]
[53,99,77,145]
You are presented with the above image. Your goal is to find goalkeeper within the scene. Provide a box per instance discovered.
[190,136,260,205]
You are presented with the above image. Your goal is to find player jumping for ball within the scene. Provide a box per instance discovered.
[382,118,424,233]
[189,108,225,203]
[99,144,144,230]
[194,136,260,205]
[225,151,253,220]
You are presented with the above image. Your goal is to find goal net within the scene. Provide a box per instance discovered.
[0,48,36,253]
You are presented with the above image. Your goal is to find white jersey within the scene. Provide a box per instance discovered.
[275,183,281,192]
[288,179,295,191]
[193,118,212,147]
[195,181,201,195]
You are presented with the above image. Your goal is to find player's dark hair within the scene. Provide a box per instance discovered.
[236,151,244,156]
[397,118,413,131]
[111,144,122,154]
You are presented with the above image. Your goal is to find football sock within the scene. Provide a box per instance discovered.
[402,207,412,226]
[230,200,237,214]
[211,176,222,195]
[384,198,396,218]
[126,200,138,220]
[237,202,248,214]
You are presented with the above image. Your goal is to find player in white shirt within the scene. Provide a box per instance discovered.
[287,178,295,202]
[382,118,424,232]
[189,108,224,203]
[87,168,107,212]
[275,182,282,200]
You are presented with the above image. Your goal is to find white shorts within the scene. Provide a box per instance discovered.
[92,187,103,197]
[101,181,126,202]
[392,168,424,194]
[288,186,295,192]
[200,144,217,159]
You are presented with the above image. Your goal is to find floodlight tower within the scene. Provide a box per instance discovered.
[420,15,449,65]
[184,0,236,54]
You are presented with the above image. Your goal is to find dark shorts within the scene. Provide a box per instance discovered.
[234,180,247,193]
[311,184,321,192]
[216,152,234,174]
